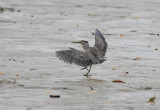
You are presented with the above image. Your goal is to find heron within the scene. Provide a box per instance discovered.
[55,29,107,76]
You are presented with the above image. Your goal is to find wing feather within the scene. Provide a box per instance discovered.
[93,29,107,58]
[55,48,92,67]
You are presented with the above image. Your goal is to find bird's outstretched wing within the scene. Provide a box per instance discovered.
[55,48,92,67]
[93,29,107,58]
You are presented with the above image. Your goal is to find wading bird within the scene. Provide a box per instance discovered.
[55,29,107,76]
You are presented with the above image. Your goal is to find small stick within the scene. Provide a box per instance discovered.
[90,86,94,91]
[50,95,60,98]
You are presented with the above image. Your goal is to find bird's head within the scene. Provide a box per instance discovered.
[72,40,89,50]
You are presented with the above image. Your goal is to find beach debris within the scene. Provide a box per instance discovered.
[0,71,4,74]
[123,71,129,74]
[155,48,158,50]
[0,7,4,13]
[9,58,24,63]
[125,72,129,74]
[12,58,16,61]
[50,95,60,98]
[90,86,94,91]
[17,9,21,12]
[112,80,125,83]
[16,73,19,76]
[88,86,97,93]
[130,30,137,32]
[121,68,129,74]
[120,34,124,37]
[147,96,156,103]
[147,92,156,103]
[8,58,16,61]
[146,33,159,36]
[144,87,152,90]
[133,57,140,60]
[0,6,17,13]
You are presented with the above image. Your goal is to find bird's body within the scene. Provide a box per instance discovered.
[55,29,107,76]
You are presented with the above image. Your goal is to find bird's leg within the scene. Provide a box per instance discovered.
[81,67,88,70]
[84,65,92,76]
[81,67,85,70]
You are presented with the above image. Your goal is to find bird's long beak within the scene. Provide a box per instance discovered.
[71,41,82,44]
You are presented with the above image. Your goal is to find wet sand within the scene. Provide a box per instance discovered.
[0,0,160,109]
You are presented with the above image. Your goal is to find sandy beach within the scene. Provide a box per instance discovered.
[0,0,160,109]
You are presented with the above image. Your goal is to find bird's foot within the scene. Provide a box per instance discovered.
[84,70,90,77]
[84,74,89,77]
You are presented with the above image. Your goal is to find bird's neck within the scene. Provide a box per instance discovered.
[82,43,89,51]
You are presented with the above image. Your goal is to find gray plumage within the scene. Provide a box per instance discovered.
[56,48,92,67]
[55,29,107,76]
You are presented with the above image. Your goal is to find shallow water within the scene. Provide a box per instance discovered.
[0,0,160,109]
